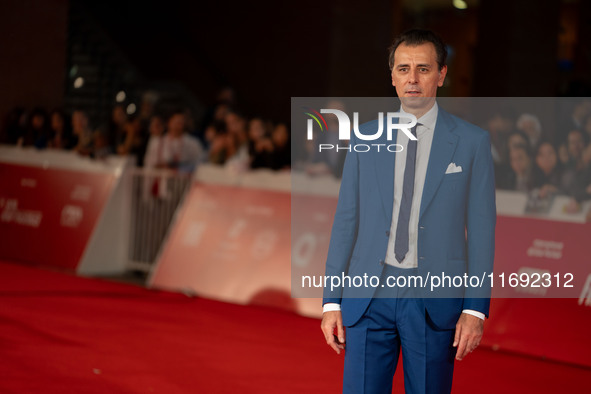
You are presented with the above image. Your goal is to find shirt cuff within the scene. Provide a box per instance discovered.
[323,305,484,319]
[323,303,341,313]
[462,309,485,320]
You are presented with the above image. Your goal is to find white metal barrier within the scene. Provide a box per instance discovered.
[126,168,192,272]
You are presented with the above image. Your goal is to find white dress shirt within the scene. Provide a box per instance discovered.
[384,103,437,268]
[324,102,484,320]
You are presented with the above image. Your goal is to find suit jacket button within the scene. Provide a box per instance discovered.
[419,256,425,260]
[379,260,385,266]
[385,230,390,237]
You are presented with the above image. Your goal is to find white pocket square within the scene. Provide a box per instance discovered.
[445,163,462,174]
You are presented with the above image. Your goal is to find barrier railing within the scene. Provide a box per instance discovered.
[126,168,192,272]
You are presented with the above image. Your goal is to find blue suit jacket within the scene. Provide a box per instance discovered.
[322,107,496,330]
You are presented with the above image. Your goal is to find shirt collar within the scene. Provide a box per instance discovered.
[399,101,438,133]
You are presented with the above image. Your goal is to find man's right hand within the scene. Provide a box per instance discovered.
[321,311,346,354]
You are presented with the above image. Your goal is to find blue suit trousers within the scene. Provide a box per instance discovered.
[343,265,456,394]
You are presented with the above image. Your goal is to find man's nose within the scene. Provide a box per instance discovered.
[409,69,419,83]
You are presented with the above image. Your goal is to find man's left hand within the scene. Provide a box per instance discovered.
[453,313,484,361]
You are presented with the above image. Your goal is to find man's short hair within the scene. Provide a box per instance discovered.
[388,29,447,71]
[168,110,186,120]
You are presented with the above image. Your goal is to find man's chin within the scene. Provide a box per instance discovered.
[400,96,435,113]
[400,96,432,106]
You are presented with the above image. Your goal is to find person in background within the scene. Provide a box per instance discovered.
[142,115,168,199]
[575,144,591,201]
[580,113,591,147]
[248,118,274,169]
[160,111,204,173]
[117,115,147,166]
[201,103,231,152]
[566,129,587,165]
[486,107,515,165]
[568,99,591,131]
[495,131,529,187]
[27,107,51,149]
[499,145,533,192]
[138,91,159,131]
[198,87,235,146]
[270,123,290,170]
[208,122,234,165]
[91,128,113,160]
[560,129,588,196]
[516,113,542,149]
[224,110,250,171]
[507,131,530,152]
[143,115,167,169]
[109,104,128,150]
[48,109,73,149]
[531,141,562,198]
[559,128,587,166]
[1,107,27,145]
[564,143,591,213]
[71,109,93,155]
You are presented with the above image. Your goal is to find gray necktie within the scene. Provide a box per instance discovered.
[395,125,418,263]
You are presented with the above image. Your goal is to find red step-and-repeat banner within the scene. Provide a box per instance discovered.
[150,183,296,311]
[0,163,115,270]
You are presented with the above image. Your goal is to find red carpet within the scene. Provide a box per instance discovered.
[1,261,589,393]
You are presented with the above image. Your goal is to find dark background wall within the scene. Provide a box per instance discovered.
[473,0,560,96]
[0,0,589,126]
[0,0,68,124]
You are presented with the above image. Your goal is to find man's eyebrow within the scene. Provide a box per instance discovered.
[395,63,433,69]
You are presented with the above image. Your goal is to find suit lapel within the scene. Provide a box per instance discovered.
[419,109,459,218]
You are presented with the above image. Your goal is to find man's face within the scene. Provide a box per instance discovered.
[508,134,528,151]
[536,143,557,174]
[149,117,165,136]
[391,42,447,117]
[72,111,88,135]
[168,114,185,136]
[567,130,584,159]
[51,113,63,131]
[510,148,530,175]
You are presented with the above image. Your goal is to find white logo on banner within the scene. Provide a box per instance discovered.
[60,205,83,228]
[213,219,247,261]
[292,232,320,268]
[526,239,563,259]
[579,274,591,307]
[245,205,273,216]
[182,221,206,246]
[20,178,37,188]
[250,230,278,260]
[0,199,42,228]
[70,185,92,201]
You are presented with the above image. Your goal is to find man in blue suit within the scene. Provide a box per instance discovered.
[320,29,496,393]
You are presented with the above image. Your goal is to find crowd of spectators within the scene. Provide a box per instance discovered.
[0,88,291,174]
[200,95,291,172]
[3,95,591,213]
[489,99,591,213]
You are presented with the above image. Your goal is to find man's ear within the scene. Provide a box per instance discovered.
[438,65,448,87]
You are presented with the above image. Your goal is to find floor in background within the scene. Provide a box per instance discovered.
[1,261,590,393]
